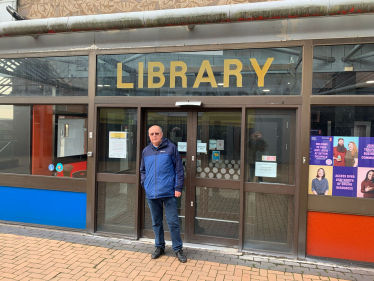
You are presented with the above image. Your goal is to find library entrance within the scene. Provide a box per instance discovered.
[142,109,242,246]
[96,106,296,252]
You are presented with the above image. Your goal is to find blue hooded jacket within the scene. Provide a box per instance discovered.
[140,138,184,199]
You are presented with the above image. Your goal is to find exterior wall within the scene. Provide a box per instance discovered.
[0,186,86,229]
[18,0,277,19]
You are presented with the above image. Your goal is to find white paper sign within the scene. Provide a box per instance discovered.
[255,162,277,178]
[109,131,127,158]
[178,142,187,152]
[197,143,207,153]
[217,140,224,150]
[209,139,217,150]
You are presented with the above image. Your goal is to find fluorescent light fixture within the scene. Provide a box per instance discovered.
[175,101,201,107]
[217,83,224,86]
[366,81,374,84]
[263,89,270,92]
[97,85,103,87]
[104,85,110,87]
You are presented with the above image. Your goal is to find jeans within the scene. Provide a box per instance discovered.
[147,196,183,252]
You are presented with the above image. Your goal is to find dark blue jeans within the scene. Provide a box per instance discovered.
[147,196,183,252]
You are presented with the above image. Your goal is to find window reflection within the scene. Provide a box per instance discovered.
[196,112,241,180]
[0,105,88,178]
[246,109,295,185]
[0,57,88,97]
[313,44,374,95]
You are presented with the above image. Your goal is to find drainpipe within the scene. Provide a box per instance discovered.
[0,0,373,38]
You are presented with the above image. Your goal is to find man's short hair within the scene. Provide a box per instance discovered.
[338,138,344,142]
[148,125,163,133]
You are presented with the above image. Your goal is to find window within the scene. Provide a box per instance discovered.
[310,106,374,198]
[97,48,302,97]
[0,56,88,97]
[313,44,374,95]
[0,105,88,178]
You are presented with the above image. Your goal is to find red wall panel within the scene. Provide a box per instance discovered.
[32,105,53,176]
[307,211,374,263]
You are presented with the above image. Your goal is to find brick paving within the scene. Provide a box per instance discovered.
[0,224,374,281]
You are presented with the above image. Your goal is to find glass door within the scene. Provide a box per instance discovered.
[96,107,138,235]
[189,110,242,246]
[142,111,189,240]
[243,109,296,253]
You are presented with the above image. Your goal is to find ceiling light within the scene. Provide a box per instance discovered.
[104,85,110,87]
[263,89,270,92]
[217,83,224,86]
[366,81,374,84]
[97,85,103,87]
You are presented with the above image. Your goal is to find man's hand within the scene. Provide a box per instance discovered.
[175,191,181,197]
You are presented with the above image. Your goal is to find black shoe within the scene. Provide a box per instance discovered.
[175,249,187,263]
[151,247,165,259]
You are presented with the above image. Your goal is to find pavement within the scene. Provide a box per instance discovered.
[0,223,373,281]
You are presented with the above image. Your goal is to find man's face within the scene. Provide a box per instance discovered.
[149,126,163,147]
[338,139,344,146]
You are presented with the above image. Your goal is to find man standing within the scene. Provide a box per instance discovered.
[140,125,187,263]
[333,138,346,166]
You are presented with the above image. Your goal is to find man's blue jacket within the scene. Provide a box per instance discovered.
[140,138,184,199]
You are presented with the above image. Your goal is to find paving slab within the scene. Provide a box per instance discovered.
[0,223,373,281]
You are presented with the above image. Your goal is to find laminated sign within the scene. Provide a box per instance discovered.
[109,131,127,158]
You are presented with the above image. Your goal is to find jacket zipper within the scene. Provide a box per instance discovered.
[154,150,157,199]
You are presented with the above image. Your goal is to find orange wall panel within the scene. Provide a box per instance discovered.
[32,105,53,176]
[307,211,374,263]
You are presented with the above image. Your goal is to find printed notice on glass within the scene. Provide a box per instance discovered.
[262,156,276,162]
[212,151,220,161]
[109,131,127,158]
[178,142,187,152]
[209,140,217,150]
[197,143,207,153]
[217,140,224,150]
[255,162,277,178]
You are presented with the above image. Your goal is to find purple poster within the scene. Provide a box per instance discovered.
[310,136,333,166]
[358,137,374,168]
[332,167,357,197]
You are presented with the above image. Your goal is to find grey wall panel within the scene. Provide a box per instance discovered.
[0,14,373,55]
[0,32,94,55]
[308,195,374,217]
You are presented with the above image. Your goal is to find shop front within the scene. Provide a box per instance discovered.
[93,48,300,255]
[0,9,374,264]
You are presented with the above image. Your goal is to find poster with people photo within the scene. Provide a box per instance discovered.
[309,136,374,198]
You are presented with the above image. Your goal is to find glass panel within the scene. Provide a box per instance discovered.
[98,108,137,174]
[0,105,31,174]
[246,109,294,185]
[244,192,293,253]
[195,186,239,239]
[146,111,188,169]
[0,105,88,178]
[196,112,241,180]
[313,44,374,95]
[97,47,302,97]
[310,106,374,199]
[143,112,188,233]
[144,186,186,234]
[0,57,88,97]
[97,182,136,235]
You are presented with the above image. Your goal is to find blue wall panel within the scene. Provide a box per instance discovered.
[0,186,86,229]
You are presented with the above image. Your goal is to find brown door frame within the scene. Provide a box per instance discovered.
[93,104,301,256]
[242,108,298,256]
[93,104,142,239]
